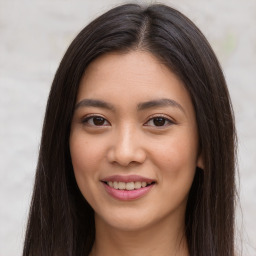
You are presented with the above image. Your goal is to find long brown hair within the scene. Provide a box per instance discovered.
[23,4,237,256]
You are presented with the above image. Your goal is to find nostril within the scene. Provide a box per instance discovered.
[106,139,147,166]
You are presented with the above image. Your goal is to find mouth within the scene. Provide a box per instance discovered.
[101,175,156,201]
[102,180,155,190]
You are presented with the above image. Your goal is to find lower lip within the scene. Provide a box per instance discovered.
[102,182,154,201]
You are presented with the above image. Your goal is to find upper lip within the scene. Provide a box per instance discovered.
[101,175,156,183]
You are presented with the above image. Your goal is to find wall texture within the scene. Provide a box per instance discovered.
[0,0,255,255]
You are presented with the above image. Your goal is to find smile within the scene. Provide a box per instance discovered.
[101,175,156,200]
[105,181,154,190]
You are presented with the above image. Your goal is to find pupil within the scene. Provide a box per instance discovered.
[93,117,105,125]
[153,117,165,126]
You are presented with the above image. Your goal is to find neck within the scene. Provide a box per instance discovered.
[90,214,189,256]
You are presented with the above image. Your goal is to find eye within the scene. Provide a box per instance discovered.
[144,116,174,127]
[82,115,110,127]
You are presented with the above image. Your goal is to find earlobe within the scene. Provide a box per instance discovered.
[197,153,204,170]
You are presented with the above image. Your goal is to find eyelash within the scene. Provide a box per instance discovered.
[144,114,175,127]
[81,114,175,128]
[81,115,110,127]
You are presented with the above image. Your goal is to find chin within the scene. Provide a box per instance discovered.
[95,208,167,233]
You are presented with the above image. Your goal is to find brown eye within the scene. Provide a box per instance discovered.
[153,117,166,126]
[93,117,105,126]
[144,116,174,128]
[82,116,110,126]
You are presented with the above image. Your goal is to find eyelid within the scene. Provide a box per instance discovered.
[143,114,176,127]
[80,113,175,127]
[81,114,111,126]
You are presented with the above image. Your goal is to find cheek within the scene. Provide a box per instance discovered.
[70,135,103,174]
[151,131,198,184]
[153,137,198,208]
[69,134,105,204]
[69,134,104,199]
[154,137,198,168]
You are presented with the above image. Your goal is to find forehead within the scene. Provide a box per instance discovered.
[81,51,177,89]
[76,51,194,115]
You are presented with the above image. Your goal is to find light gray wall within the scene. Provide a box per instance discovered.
[0,0,255,255]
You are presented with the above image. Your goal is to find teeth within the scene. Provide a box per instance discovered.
[106,181,153,190]
[134,181,141,189]
[126,182,134,190]
[113,181,118,189]
[118,182,126,190]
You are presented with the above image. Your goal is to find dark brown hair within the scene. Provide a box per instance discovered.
[23,3,237,256]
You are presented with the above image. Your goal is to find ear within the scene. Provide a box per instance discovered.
[196,152,204,170]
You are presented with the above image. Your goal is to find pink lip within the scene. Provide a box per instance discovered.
[102,182,154,201]
[102,175,155,183]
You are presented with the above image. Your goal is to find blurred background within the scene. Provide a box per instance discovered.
[0,0,255,255]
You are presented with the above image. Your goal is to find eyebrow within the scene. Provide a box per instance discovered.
[75,98,185,113]
[137,98,185,113]
[75,99,115,111]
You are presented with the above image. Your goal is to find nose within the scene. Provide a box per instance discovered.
[107,125,146,167]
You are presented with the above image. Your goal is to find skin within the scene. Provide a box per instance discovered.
[69,51,203,256]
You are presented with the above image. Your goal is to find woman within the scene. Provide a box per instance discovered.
[23,3,237,256]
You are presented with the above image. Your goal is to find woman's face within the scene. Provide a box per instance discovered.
[70,51,203,232]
